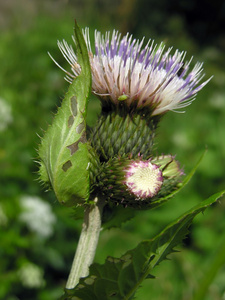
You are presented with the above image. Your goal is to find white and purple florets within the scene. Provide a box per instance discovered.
[54,28,211,116]
[124,160,163,199]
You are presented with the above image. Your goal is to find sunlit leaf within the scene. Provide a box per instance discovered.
[38,22,92,206]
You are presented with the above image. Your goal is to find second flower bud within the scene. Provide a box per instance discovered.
[93,155,184,208]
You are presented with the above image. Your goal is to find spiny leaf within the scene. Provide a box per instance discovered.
[61,190,224,300]
[38,22,92,206]
[102,205,136,230]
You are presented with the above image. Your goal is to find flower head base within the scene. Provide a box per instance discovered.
[55,28,211,116]
[125,160,163,199]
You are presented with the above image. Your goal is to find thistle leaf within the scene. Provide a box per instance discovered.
[38,22,92,206]
[61,190,224,299]
[102,205,136,230]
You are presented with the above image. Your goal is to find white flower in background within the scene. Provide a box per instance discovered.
[0,97,13,131]
[19,196,56,239]
[18,262,45,288]
[53,28,211,116]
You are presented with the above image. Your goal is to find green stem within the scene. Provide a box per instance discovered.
[66,197,104,289]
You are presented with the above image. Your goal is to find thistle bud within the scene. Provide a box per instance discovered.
[125,160,163,199]
[151,155,184,199]
[93,155,184,208]
[89,110,158,161]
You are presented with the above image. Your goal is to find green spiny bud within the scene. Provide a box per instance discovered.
[93,155,183,208]
[151,155,184,199]
[89,109,159,161]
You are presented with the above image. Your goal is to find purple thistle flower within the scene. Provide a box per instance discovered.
[52,28,211,116]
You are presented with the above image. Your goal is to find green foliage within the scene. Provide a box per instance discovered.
[193,233,225,300]
[62,191,224,300]
[38,22,92,206]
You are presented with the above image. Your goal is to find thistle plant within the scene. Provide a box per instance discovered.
[38,22,224,299]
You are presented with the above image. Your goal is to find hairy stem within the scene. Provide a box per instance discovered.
[66,197,104,289]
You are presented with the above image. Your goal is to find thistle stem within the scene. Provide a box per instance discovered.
[66,197,104,289]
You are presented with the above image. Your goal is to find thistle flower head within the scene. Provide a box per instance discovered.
[94,155,184,207]
[55,28,211,116]
[125,160,163,199]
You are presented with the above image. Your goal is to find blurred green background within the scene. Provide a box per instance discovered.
[0,0,224,299]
